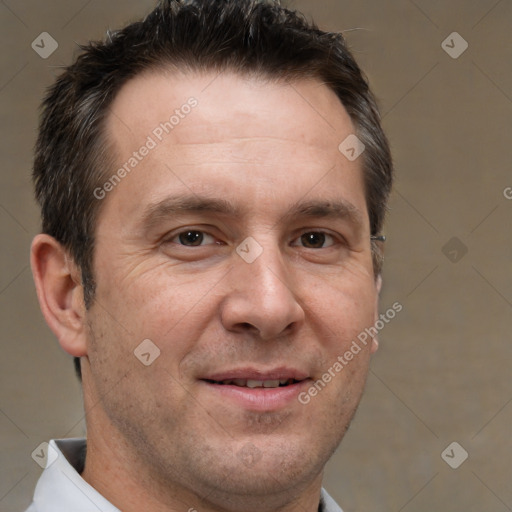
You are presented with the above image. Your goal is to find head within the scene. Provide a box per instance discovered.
[31,0,392,510]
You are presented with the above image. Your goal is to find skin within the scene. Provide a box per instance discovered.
[31,70,381,512]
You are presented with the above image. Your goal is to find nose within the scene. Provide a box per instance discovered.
[220,244,305,340]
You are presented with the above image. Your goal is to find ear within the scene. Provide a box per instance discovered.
[370,274,382,354]
[30,234,87,357]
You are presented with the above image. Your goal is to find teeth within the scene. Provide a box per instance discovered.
[246,379,263,388]
[216,378,297,387]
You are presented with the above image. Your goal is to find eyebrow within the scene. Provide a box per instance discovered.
[141,195,242,231]
[281,199,364,228]
[140,195,364,232]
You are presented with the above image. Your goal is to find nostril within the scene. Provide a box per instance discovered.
[238,322,256,331]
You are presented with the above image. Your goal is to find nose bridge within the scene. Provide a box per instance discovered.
[221,235,304,338]
[237,234,290,297]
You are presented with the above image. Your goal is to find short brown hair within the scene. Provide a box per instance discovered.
[33,0,393,378]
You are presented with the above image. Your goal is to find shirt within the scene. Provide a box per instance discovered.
[26,439,343,512]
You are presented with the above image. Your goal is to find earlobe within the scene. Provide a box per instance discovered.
[375,274,383,295]
[371,274,383,354]
[30,234,88,357]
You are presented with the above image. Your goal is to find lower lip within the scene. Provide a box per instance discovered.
[199,380,311,411]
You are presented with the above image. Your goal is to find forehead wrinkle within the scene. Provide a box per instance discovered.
[140,194,244,232]
[281,199,365,230]
[140,194,366,235]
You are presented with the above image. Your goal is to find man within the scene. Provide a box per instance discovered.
[28,0,393,510]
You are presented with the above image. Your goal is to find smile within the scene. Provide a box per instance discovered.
[204,378,303,388]
[199,369,311,411]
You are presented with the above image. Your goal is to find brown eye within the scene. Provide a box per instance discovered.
[295,231,335,249]
[177,230,205,246]
[301,232,325,248]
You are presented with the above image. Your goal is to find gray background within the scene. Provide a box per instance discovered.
[1,0,511,511]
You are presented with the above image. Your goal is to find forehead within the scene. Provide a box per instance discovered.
[101,69,368,228]
[110,69,352,135]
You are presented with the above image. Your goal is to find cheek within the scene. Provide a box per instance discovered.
[92,261,226,375]
[303,272,377,399]
[84,288,201,421]
[305,271,377,339]
[97,255,207,322]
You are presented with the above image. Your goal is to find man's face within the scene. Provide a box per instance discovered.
[84,70,379,503]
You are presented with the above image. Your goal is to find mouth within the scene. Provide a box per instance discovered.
[199,368,311,411]
[203,378,304,388]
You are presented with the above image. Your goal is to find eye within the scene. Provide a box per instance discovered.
[170,230,216,246]
[292,231,336,249]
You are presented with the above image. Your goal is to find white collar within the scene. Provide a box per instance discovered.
[28,438,342,512]
[29,438,119,511]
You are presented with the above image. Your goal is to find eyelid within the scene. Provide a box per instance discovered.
[290,229,347,248]
[163,227,220,246]
[160,226,348,248]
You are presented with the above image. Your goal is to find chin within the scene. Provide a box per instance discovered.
[190,438,329,501]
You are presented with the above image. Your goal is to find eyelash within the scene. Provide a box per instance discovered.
[164,228,345,249]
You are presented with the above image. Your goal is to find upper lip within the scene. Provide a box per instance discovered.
[201,367,309,382]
